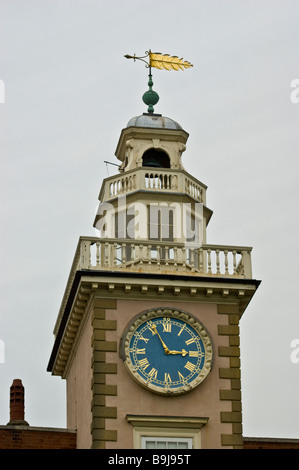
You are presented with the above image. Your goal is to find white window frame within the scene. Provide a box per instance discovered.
[126,415,208,450]
[141,436,193,449]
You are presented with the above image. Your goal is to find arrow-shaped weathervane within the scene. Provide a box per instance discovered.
[125,50,193,113]
[125,50,193,72]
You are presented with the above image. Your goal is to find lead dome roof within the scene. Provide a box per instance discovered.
[127,113,182,130]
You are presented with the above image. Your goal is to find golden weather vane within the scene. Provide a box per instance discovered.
[125,50,193,72]
[124,50,193,113]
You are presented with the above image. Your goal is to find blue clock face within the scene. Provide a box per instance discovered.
[122,310,213,395]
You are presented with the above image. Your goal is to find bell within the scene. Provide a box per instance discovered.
[142,149,170,168]
[144,157,163,168]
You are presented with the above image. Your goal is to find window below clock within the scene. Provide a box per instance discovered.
[126,415,208,450]
[141,436,192,449]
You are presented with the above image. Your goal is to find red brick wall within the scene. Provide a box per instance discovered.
[0,426,76,449]
[243,438,299,449]
[2,426,299,449]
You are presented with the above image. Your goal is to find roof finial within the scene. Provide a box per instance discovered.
[124,49,193,114]
[142,72,159,114]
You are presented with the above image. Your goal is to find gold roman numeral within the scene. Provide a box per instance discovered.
[136,333,149,343]
[178,371,185,382]
[162,318,171,332]
[188,350,199,357]
[185,337,195,345]
[147,321,157,336]
[164,373,172,382]
[148,367,158,379]
[177,324,186,336]
[184,361,195,372]
[136,348,146,354]
[139,358,150,370]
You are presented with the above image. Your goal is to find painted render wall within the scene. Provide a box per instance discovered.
[66,306,93,449]
[103,299,233,449]
[66,296,238,449]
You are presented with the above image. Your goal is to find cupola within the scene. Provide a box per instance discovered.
[115,114,189,172]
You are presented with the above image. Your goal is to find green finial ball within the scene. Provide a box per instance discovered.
[142,89,159,113]
[142,73,159,113]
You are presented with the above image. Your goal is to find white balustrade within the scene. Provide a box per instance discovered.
[185,177,204,202]
[77,237,252,279]
[109,173,136,197]
[100,168,206,203]
[144,172,177,191]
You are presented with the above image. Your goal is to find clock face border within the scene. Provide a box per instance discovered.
[120,308,214,396]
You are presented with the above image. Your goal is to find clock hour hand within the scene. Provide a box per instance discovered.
[168,349,188,356]
[151,324,170,354]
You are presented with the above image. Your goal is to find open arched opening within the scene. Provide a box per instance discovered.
[142,148,170,168]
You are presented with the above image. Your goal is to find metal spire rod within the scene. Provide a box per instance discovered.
[124,50,157,113]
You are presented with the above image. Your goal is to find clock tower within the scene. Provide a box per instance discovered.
[48,73,260,449]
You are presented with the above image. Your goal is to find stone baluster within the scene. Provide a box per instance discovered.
[216,249,220,274]
[104,242,109,267]
[224,250,229,275]
[173,246,177,266]
[96,241,100,267]
[199,248,204,273]
[113,243,118,266]
[157,245,161,266]
[148,245,152,264]
[121,243,126,265]
[165,246,169,265]
[233,250,237,275]
[207,248,212,274]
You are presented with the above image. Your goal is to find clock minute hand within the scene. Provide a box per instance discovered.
[152,325,170,354]
[168,349,188,357]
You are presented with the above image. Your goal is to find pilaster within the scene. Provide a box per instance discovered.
[218,304,243,449]
[90,299,118,449]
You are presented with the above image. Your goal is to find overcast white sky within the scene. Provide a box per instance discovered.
[0,0,298,440]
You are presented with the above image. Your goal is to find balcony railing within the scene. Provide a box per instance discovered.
[99,168,207,204]
[53,236,253,336]
[54,235,252,335]
[75,236,252,278]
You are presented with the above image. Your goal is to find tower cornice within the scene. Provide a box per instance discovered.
[47,269,260,378]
